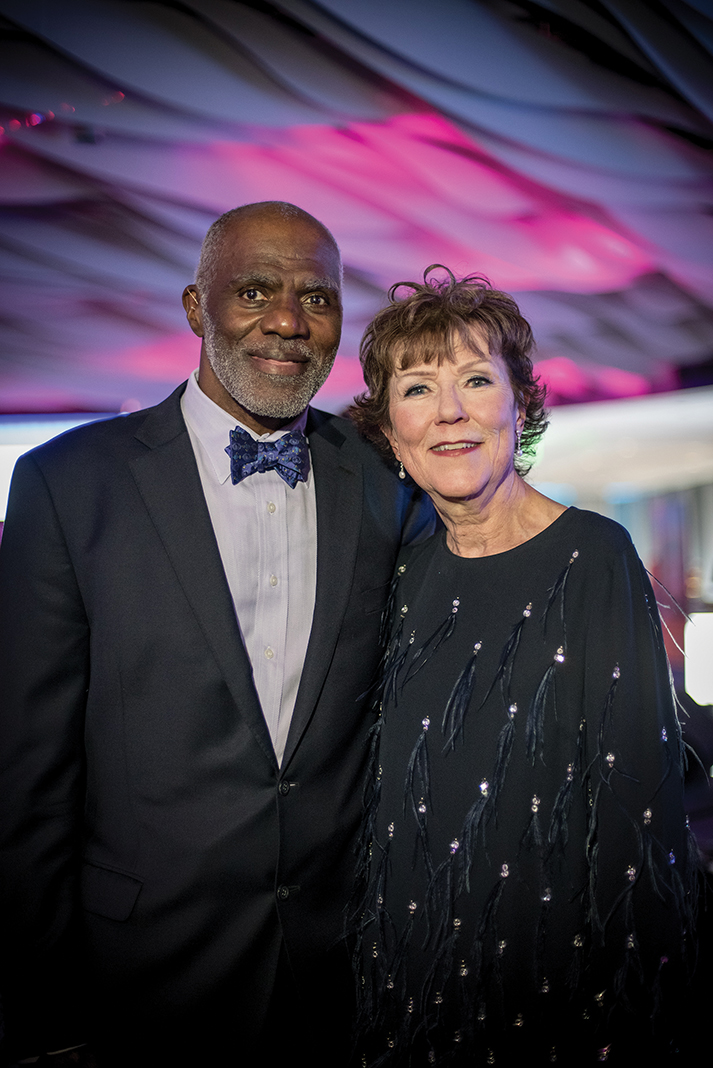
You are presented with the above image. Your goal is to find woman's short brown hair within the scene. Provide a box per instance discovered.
[350,266,548,475]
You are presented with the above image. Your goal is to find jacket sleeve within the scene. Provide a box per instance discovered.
[572,531,698,1042]
[0,451,90,1057]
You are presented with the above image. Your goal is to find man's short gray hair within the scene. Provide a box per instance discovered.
[195,201,342,293]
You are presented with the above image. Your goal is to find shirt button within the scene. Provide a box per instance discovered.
[265,647,274,660]
[269,574,278,587]
[267,502,276,514]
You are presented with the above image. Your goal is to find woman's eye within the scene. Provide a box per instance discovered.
[404,384,428,397]
[467,375,490,387]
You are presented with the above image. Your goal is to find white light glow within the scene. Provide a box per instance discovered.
[684,614,713,706]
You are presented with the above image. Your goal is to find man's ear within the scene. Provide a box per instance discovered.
[182,287,204,338]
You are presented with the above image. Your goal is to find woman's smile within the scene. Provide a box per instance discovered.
[431,440,482,453]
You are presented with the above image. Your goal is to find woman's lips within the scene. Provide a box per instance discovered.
[431,441,481,453]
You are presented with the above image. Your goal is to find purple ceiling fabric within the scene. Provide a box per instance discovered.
[0,0,711,412]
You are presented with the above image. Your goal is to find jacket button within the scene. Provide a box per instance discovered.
[278,780,292,795]
[277,885,290,900]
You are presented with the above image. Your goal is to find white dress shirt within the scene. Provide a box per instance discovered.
[181,371,317,765]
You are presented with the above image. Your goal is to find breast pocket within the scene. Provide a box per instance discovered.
[81,861,143,921]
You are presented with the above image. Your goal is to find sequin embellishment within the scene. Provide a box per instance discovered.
[554,647,565,663]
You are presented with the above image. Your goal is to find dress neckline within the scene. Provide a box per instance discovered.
[439,505,575,564]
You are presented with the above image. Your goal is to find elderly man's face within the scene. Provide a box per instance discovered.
[185,212,342,431]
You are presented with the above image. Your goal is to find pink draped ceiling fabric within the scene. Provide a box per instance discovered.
[0,0,712,412]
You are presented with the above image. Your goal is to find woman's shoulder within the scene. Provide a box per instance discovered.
[558,506,635,556]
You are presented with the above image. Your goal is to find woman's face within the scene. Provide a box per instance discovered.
[384,333,524,507]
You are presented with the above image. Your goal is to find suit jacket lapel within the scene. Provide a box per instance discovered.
[283,410,363,766]
[129,386,276,767]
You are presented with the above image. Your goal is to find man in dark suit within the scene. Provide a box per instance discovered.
[0,203,432,1066]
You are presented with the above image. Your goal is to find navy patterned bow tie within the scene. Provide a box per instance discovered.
[225,426,310,489]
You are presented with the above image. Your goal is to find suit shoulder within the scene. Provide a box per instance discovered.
[307,407,393,471]
[22,386,186,472]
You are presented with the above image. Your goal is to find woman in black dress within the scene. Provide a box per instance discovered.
[349,268,698,1066]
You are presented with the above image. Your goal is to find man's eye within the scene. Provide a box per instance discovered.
[303,293,328,306]
[240,287,267,301]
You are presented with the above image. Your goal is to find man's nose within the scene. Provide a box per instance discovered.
[260,293,309,338]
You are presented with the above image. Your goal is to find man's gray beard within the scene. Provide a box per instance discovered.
[204,321,337,420]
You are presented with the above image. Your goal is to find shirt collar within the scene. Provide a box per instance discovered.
[181,370,310,485]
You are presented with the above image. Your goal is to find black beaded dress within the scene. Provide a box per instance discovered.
[354,508,697,1067]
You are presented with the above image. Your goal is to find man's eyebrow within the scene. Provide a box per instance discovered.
[301,276,340,292]
[228,271,279,289]
[227,273,340,293]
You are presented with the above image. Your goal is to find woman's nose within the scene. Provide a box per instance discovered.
[435,386,468,423]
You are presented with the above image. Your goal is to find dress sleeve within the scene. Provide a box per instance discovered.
[0,451,90,1056]
[572,528,697,1036]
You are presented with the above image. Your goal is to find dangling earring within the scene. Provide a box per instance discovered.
[516,430,523,458]
[398,461,406,480]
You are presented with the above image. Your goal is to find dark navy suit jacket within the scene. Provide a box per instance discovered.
[0,384,433,1058]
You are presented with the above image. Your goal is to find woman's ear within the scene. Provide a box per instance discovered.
[382,424,400,462]
[516,400,527,436]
